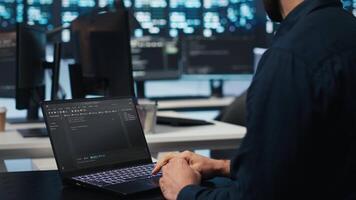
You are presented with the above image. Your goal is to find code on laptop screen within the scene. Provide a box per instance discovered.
[43,98,150,172]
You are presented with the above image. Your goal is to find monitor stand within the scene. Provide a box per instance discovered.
[18,128,48,138]
[7,105,43,124]
[7,103,48,136]
[7,104,48,137]
[7,118,44,124]
[210,79,224,98]
[136,80,146,99]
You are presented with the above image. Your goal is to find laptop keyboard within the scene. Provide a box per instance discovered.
[73,163,161,187]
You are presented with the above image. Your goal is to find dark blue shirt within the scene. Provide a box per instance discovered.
[178,0,356,199]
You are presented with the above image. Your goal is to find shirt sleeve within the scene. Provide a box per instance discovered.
[178,48,314,200]
[178,184,241,200]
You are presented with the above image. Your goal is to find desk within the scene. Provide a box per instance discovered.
[0,170,163,200]
[0,113,246,161]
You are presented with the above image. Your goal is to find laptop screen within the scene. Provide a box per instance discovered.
[43,98,151,173]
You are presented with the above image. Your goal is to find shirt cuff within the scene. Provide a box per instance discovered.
[177,185,208,200]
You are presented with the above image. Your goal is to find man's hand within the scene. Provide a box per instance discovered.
[159,158,201,200]
[153,151,230,179]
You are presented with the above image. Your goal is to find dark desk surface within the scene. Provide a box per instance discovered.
[0,170,164,200]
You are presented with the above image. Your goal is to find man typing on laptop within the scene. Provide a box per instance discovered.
[152,0,356,199]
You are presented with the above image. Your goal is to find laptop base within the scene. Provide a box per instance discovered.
[104,176,160,195]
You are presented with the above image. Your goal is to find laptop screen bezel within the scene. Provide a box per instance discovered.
[41,96,153,179]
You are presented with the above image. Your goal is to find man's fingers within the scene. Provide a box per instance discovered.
[152,151,196,174]
[152,158,170,174]
[152,161,166,174]
[177,151,196,165]
[152,152,193,174]
[152,153,179,174]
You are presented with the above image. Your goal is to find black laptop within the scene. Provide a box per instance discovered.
[41,97,161,196]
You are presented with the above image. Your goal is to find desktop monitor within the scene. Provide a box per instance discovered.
[182,36,255,75]
[70,9,135,98]
[127,0,265,80]
[15,23,46,122]
[131,38,181,81]
[0,31,17,98]
[179,36,256,97]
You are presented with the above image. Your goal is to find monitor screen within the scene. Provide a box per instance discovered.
[127,0,261,78]
[2,1,356,34]
[131,38,181,80]
[128,0,258,38]
[27,0,55,30]
[0,0,266,80]
[43,98,151,173]
[0,32,16,98]
[0,1,23,30]
[182,36,254,75]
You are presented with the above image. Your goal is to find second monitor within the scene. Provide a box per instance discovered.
[70,9,135,99]
[15,23,46,123]
[131,38,181,81]
[182,36,254,75]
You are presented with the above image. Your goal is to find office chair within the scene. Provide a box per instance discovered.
[218,90,247,126]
